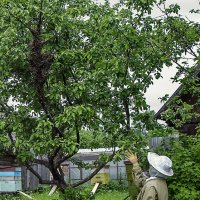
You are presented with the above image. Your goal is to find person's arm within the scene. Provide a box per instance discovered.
[127,152,147,189]
[132,162,146,189]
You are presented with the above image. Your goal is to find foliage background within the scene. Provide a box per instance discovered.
[0,0,199,192]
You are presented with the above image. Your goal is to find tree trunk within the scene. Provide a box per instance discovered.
[49,166,67,192]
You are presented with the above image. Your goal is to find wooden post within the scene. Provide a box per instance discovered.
[124,161,138,200]
[116,162,119,180]
[80,167,83,180]
[21,166,27,191]
[18,191,33,199]
[48,185,57,196]
[68,163,71,183]
[91,182,100,195]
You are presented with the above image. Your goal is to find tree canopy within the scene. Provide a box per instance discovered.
[0,0,199,189]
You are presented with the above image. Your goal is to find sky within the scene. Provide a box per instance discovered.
[97,0,200,112]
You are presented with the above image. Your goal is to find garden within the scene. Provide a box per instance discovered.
[0,0,199,200]
[0,181,130,200]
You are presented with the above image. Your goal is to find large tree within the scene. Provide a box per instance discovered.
[0,0,199,190]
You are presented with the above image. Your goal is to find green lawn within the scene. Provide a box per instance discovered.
[95,190,129,200]
[32,190,129,200]
[0,190,130,200]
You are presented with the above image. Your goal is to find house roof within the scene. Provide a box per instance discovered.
[155,68,200,119]
[155,85,182,119]
[73,147,119,161]
[77,147,118,154]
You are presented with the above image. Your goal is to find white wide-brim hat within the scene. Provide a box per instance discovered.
[148,152,173,177]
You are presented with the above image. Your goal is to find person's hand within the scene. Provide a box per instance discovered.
[126,151,138,164]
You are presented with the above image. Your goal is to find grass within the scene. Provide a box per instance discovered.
[0,183,131,200]
[0,190,130,200]
[30,190,59,200]
[31,190,129,200]
[95,190,129,200]
[0,191,128,200]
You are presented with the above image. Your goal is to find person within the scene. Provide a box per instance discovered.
[127,151,173,200]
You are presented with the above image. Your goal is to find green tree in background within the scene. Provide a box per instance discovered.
[0,0,199,190]
[168,134,200,200]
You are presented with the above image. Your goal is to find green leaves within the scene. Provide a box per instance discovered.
[0,0,199,188]
[164,135,200,200]
[162,97,194,128]
[165,4,180,14]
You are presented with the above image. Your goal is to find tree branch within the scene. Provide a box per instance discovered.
[75,121,80,146]
[58,166,65,177]
[123,99,130,130]
[26,165,55,184]
[33,158,49,168]
[37,0,43,34]
[72,152,115,188]
[148,40,186,72]
[55,151,77,168]
[0,102,14,115]
[7,132,15,146]
[188,48,197,58]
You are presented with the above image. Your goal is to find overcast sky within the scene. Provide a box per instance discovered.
[97,0,200,112]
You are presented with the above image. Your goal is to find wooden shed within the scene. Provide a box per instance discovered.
[155,69,200,135]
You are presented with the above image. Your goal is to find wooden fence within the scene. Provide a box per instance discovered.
[22,164,50,190]
[0,160,127,192]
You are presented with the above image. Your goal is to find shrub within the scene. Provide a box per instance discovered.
[0,194,21,200]
[98,180,127,193]
[59,186,94,200]
[157,134,200,200]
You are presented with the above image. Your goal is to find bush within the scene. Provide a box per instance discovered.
[59,180,128,200]
[97,180,128,193]
[157,134,200,200]
[0,194,21,200]
[59,186,94,200]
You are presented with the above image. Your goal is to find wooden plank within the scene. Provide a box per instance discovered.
[21,166,27,190]
[0,167,16,171]
[48,185,57,196]
[0,176,21,181]
[29,164,39,190]
[27,167,30,189]
[15,167,22,171]
[91,182,100,195]
[18,191,33,199]
[0,171,21,177]
[0,181,22,192]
